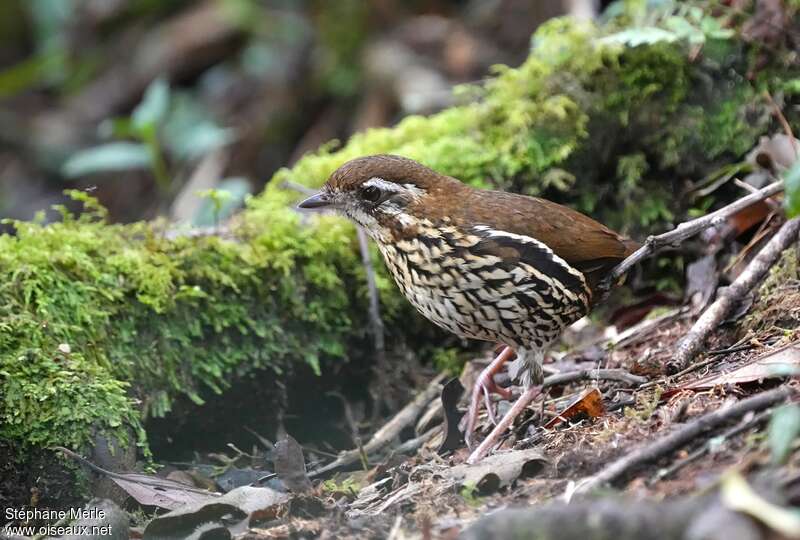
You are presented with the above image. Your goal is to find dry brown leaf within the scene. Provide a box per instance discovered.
[274,435,312,493]
[109,472,218,511]
[544,388,606,429]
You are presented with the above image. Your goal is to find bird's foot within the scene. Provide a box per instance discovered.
[466,385,542,464]
[460,346,515,449]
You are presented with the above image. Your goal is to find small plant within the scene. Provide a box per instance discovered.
[195,181,251,227]
[321,476,360,496]
[431,347,467,376]
[460,482,483,507]
[624,387,663,422]
[62,78,234,195]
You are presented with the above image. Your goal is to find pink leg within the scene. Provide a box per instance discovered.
[461,346,515,449]
[466,385,542,464]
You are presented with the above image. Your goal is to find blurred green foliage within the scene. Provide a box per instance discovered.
[769,404,800,465]
[784,162,800,218]
[62,79,235,192]
[274,11,793,232]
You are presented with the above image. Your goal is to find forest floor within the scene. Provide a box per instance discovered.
[43,220,800,539]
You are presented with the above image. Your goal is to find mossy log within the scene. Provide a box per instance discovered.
[1,4,798,496]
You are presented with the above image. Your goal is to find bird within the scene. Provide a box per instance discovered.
[298,154,639,463]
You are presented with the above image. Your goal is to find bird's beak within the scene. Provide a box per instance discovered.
[297,191,333,209]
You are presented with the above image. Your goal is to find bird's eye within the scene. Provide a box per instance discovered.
[361,185,382,203]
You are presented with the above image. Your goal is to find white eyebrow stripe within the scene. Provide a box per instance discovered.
[363,177,403,192]
[362,177,426,197]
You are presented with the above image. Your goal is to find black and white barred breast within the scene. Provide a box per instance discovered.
[374,218,592,354]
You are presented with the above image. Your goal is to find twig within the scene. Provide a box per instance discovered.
[387,514,403,540]
[733,178,760,194]
[597,180,784,297]
[357,228,386,361]
[54,446,219,495]
[281,180,316,196]
[392,426,438,455]
[163,224,234,240]
[490,368,648,400]
[706,343,755,356]
[543,368,647,388]
[652,409,771,483]
[327,390,367,468]
[607,307,687,350]
[309,374,446,477]
[574,386,794,494]
[357,225,391,425]
[721,210,779,275]
[672,217,800,370]
[287,175,392,422]
[637,338,755,391]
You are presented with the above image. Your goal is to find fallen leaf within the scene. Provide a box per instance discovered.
[215,467,275,493]
[143,485,288,540]
[109,472,218,511]
[745,133,800,177]
[285,493,327,519]
[544,388,605,429]
[446,448,547,494]
[683,343,800,390]
[727,201,773,238]
[274,435,312,493]
[438,377,465,455]
[721,473,800,538]
[62,498,129,540]
[164,470,198,488]
[55,447,219,512]
[685,255,718,312]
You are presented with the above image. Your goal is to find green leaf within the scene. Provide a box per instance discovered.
[0,52,63,98]
[783,161,800,218]
[132,77,170,133]
[162,94,235,160]
[193,179,251,227]
[699,16,734,40]
[98,117,135,139]
[784,78,800,95]
[769,404,800,465]
[62,142,151,178]
[664,16,705,44]
[599,27,679,47]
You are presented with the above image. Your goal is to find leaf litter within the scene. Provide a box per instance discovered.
[60,132,800,538]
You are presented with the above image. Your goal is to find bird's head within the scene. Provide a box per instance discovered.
[297,155,462,241]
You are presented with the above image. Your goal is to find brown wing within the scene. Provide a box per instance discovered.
[460,189,639,291]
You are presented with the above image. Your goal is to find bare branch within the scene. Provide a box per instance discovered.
[543,368,648,388]
[309,374,446,477]
[597,180,784,297]
[575,386,794,494]
[672,217,800,370]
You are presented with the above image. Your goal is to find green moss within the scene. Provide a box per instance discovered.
[1,191,381,452]
[2,5,799,455]
[274,14,794,231]
[742,247,800,341]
